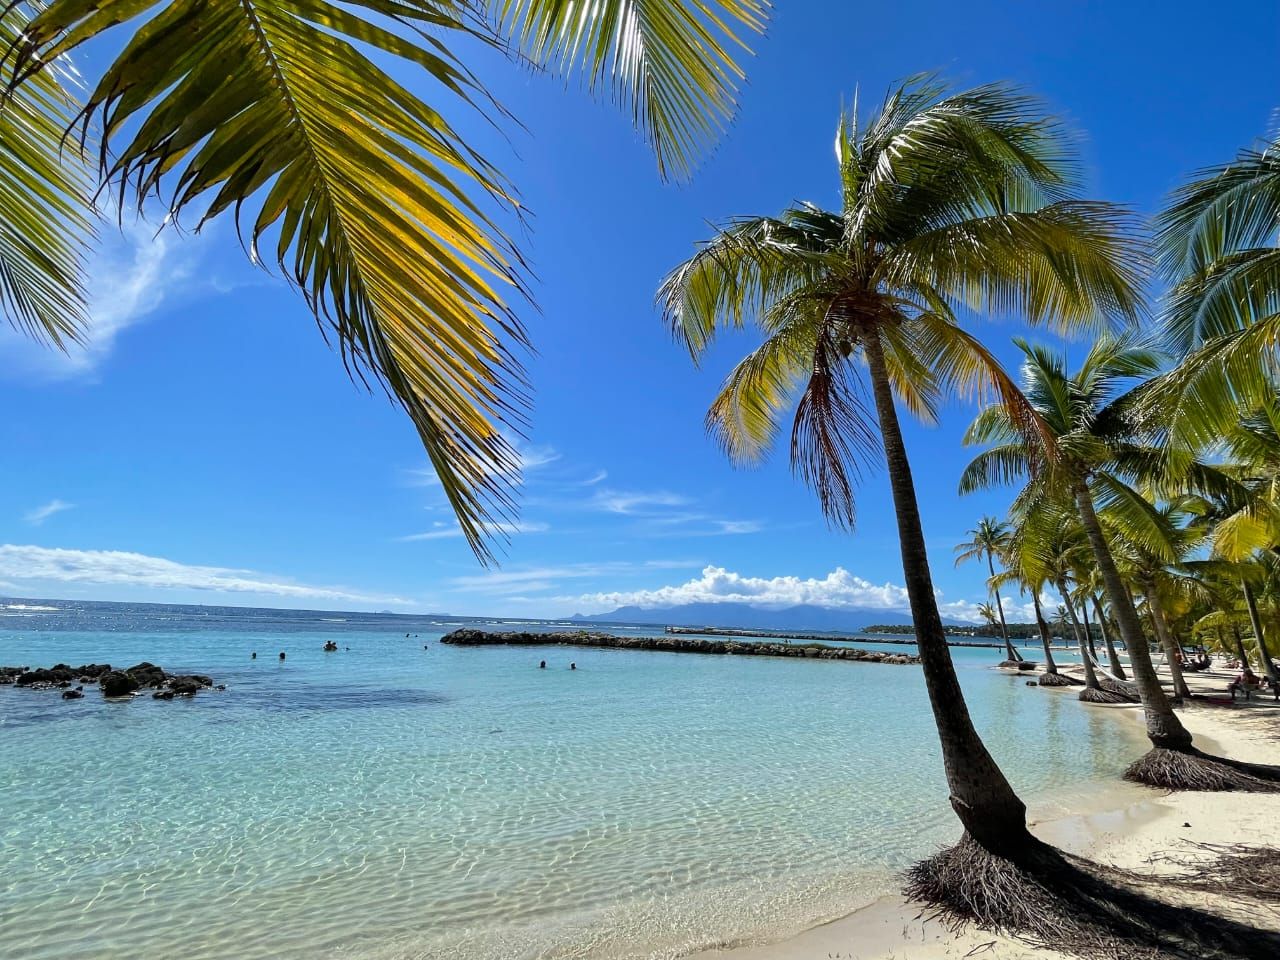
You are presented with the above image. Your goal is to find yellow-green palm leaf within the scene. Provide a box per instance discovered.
[9,0,765,561]
[0,5,94,348]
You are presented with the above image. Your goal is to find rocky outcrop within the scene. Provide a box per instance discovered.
[441,629,921,665]
[2,663,219,700]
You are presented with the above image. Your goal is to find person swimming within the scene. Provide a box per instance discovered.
[539,660,546,669]
[279,652,286,661]
[570,662,576,670]
[323,640,338,651]
[251,652,257,660]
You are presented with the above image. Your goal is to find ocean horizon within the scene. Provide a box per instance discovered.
[1,598,1140,960]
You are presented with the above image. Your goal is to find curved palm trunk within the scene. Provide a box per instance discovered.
[863,331,1029,851]
[1142,576,1190,699]
[1093,594,1126,679]
[987,553,1018,661]
[1032,591,1058,674]
[1241,579,1280,683]
[1057,580,1100,689]
[1072,480,1192,751]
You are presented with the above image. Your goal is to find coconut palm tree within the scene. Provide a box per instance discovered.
[962,336,1280,791]
[658,76,1146,915]
[0,5,94,348]
[4,0,767,559]
[956,518,1021,662]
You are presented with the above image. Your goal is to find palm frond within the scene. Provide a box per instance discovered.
[0,4,94,347]
[788,325,878,528]
[886,202,1148,334]
[496,0,768,180]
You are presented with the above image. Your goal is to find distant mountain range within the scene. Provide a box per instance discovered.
[570,601,967,632]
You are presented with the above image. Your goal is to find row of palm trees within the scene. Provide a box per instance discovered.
[659,77,1280,949]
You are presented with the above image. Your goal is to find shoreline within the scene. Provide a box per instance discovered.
[695,664,1280,960]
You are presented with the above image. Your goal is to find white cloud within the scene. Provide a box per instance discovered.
[582,470,608,486]
[0,544,410,606]
[591,488,690,514]
[398,520,549,542]
[25,499,75,526]
[0,218,240,381]
[571,564,916,612]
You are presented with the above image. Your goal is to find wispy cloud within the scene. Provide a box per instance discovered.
[0,544,410,606]
[0,218,243,381]
[590,488,690,514]
[397,520,549,542]
[582,470,608,486]
[405,437,560,489]
[25,499,75,526]
[450,559,703,597]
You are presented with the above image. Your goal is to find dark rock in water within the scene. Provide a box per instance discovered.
[10,661,221,701]
[15,666,75,689]
[125,662,166,688]
[100,670,141,698]
[214,684,226,691]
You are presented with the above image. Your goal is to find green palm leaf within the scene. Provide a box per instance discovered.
[496,0,768,180]
[8,0,766,561]
[0,5,94,348]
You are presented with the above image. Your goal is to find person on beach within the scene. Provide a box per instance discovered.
[1229,668,1260,699]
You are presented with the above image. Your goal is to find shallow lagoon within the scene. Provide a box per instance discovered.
[0,603,1141,959]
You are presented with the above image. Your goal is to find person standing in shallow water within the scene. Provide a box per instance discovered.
[570,663,576,670]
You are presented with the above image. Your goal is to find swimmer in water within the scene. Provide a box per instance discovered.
[279,652,286,661]
[539,660,546,669]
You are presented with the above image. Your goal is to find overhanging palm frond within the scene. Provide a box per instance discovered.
[8,0,768,561]
[496,0,768,180]
[0,5,94,348]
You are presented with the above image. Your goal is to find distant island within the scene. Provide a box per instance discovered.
[571,601,969,632]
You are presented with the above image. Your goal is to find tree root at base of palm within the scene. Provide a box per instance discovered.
[1148,842,1280,903]
[904,833,1280,959]
[1080,686,1136,704]
[1124,748,1280,792]
[1038,672,1084,687]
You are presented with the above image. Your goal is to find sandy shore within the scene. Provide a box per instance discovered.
[699,661,1280,960]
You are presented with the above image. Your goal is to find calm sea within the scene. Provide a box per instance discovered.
[0,599,1140,960]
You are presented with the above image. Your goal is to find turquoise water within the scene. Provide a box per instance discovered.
[0,602,1141,960]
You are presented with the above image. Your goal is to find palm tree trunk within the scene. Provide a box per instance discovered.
[1080,601,1098,660]
[1072,479,1192,751]
[1230,625,1251,670]
[1032,591,1058,674]
[1143,575,1190,699]
[1093,594,1126,679]
[987,554,1017,661]
[863,330,1029,850]
[1241,578,1280,683]
[1058,580,1100,689]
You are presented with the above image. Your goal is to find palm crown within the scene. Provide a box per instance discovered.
[659,76,1146,526]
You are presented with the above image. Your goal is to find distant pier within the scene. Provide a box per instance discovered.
[441,629,921,665]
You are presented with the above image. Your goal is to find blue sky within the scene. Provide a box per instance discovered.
[2,1,1277,620]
